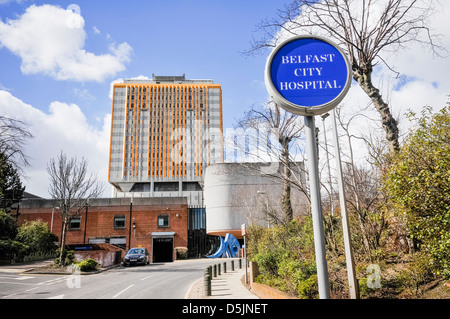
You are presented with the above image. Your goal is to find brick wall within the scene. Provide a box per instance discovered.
[16,197,188,262]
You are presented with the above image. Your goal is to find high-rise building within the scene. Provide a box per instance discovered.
[108,74,224,206]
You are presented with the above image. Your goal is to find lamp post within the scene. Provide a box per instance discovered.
[128,195,133,250]
[51,206,60,233]
[83,199,89,244]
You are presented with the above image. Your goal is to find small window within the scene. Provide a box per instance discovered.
[157,214,169,228]
[69,217,81,230]
[114,215,126,229]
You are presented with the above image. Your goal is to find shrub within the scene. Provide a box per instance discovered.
[54,248,75,266]
[249,217,319,298]
[254,248,282,277]
[396,252,436,297]
[75,258,99,272]
[16,220,58,255]
[297,275,318,299]
[384,104,450,278]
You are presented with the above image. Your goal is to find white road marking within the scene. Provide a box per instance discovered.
[0,275,33,280]
[140,274,156,281]
[16,276,34,280]
[112,284,134,299]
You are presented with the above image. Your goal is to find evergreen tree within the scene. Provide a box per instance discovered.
[0,152,25,213]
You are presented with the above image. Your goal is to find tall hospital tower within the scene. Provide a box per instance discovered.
[108,74,224,206]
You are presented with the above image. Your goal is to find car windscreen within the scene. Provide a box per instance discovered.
[128,249,144,254]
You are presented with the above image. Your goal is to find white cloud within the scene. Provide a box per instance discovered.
[0,90,111,197]
[345,3,450,138]
[108,75,151,99]
[0,4,132,82]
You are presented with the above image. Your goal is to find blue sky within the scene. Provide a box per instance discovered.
[0,0,285,196]
[0,0,283,129]
[1,0,449,198]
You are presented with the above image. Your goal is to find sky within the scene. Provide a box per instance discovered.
[0,0,449,198]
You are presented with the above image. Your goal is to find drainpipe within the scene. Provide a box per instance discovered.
[128,196,133,250]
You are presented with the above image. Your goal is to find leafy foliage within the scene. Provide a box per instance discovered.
[54,248,75,266]
[15,220,58,256]
[0,210,18,240]
[0,210,22,260]
[74,258,99,272]
[0,152,25,212]
[0,211,57,261]
[248,217,319,298]
[384,104,450,278]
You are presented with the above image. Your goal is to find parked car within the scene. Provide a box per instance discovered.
[123,247,150,266]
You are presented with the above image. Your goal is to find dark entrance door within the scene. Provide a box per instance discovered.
[152,237,173,262]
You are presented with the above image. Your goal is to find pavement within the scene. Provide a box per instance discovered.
[0,259,55,274]
[185,263,259,299]
[0,258,259,299]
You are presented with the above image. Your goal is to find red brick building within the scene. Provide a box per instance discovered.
[16,197,188,263]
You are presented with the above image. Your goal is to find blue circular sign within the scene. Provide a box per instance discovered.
[265,36,351,116]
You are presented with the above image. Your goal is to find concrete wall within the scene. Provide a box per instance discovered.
[204,163,308,238]
[73,251,117,268]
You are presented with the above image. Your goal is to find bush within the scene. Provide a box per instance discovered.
[54,248,74,266]
[0,239,28,261]
[0,210,18,240]
[0,211,24,260]
[249,217,319,298]
[396,253,436,297]
[75,258,99,272]
[16,220,58,255]
[384,104,450,278]
[254,248,282,277]
[297,275,318,299]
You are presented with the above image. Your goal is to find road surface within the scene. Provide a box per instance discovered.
[0,259,218,299]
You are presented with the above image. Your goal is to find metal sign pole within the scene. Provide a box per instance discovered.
[241,224,248,284]
[331,108,359,299]
[244,235,247,284]
[265,35,352,300]
[305,115,331,299]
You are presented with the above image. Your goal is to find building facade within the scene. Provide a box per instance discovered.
[204,162,308,239]
[108,74,224,206]
[17,197,189,263]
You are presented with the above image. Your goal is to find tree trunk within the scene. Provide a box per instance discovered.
[59,217,68,266]
[353,66,400,153]
[280,138,293,224]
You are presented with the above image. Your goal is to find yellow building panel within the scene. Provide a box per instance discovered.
[112,82,222,180]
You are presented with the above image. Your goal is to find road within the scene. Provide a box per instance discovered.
[0,259,218,299]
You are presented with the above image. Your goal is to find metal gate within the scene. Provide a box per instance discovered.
[187,207,219,258]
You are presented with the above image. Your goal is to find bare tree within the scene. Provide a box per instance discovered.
[0,115,32,170]
[333,106,389,259]
[47,151,104,266]
[235,102,305,224]
[247,0,443,153]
